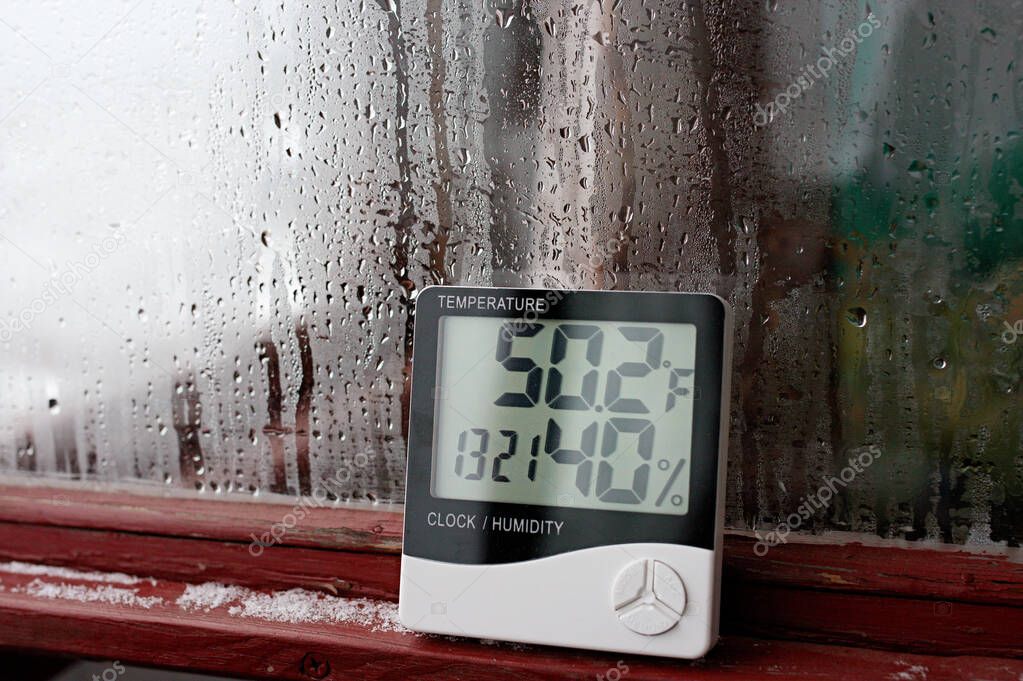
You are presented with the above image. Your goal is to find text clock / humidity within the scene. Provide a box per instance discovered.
[399,286,733,659]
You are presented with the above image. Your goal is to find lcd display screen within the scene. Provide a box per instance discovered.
[432,316,697,515]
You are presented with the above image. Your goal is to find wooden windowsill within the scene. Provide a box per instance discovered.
[2,560,1022,681]
[1,482,1021,674]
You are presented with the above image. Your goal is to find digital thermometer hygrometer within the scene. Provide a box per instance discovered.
[399,286,732,659]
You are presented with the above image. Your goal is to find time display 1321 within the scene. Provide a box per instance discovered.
[431,316,697,515]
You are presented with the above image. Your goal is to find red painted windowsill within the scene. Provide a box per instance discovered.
[0,482,1021,676]
[2,561,1023,681]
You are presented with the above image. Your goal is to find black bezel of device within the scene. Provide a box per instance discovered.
[402,286,728,564]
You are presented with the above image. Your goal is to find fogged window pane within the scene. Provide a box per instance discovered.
[0,1,1019,546]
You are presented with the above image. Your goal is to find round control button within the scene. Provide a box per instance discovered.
[612,559,686,636]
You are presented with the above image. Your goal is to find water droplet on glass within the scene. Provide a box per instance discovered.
[846,307,868,328]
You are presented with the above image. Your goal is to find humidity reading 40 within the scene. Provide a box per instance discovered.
[433,317,697,515]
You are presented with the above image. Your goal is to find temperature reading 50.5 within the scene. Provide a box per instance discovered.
[433,317,697,515]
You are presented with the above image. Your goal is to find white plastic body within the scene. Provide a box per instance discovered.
[400,294,732,659]
[400,543,719,658]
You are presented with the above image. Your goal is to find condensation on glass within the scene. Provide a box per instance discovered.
[0,1,1019,546]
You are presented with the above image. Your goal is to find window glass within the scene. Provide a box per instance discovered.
[0,1,1019,546]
